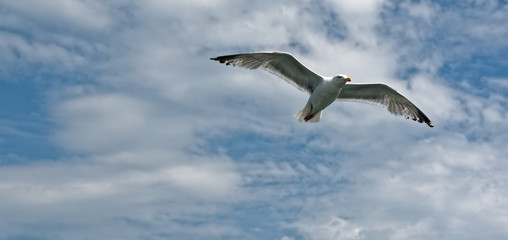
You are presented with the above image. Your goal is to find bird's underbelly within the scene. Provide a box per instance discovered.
[309,86,341,112]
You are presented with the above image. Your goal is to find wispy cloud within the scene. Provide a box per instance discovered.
[1,0,507,239]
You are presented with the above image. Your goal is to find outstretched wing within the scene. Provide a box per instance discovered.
[337,84,433,127]
[210,52,323,94]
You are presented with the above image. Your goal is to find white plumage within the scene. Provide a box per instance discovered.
[211,51,433,127]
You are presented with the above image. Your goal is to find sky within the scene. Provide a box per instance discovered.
[0,0,507,239]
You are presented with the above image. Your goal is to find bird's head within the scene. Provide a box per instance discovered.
[332,74,351,87]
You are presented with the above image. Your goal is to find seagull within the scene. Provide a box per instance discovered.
[210,51,433,127]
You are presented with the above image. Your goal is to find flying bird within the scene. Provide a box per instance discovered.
[210,52,433,127]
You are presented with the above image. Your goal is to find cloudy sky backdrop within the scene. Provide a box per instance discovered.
[1,0,508,239]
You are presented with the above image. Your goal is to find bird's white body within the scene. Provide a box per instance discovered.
[294,76,348,122]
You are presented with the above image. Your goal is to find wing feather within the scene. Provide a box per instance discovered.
[210,52,323,93]
[337,84,434,127]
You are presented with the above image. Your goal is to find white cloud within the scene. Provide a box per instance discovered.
[293,216,364,240]
[53,92,157,153]
[326,0,386,46]
[403,1,435,23]
[1,0,508,239]
[0,0,113,31]
[280,236,295,240]
[0,31,87,73]
[485,77,508,90]
[0,150,243,239]
[285,132,508,239]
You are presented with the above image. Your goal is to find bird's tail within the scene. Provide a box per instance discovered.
[294,103,321,123]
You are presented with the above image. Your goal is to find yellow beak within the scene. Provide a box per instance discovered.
[345,78,351,82]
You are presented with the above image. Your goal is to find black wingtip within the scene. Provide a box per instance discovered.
[413,118,433,127]
[210,56,228,64]
[414,108,434,128]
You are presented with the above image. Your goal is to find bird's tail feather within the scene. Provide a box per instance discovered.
[294,104,321,123]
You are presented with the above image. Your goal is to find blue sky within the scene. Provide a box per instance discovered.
[1,0,508,239]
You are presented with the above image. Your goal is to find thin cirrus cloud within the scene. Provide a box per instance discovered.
[0,0,507,240]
